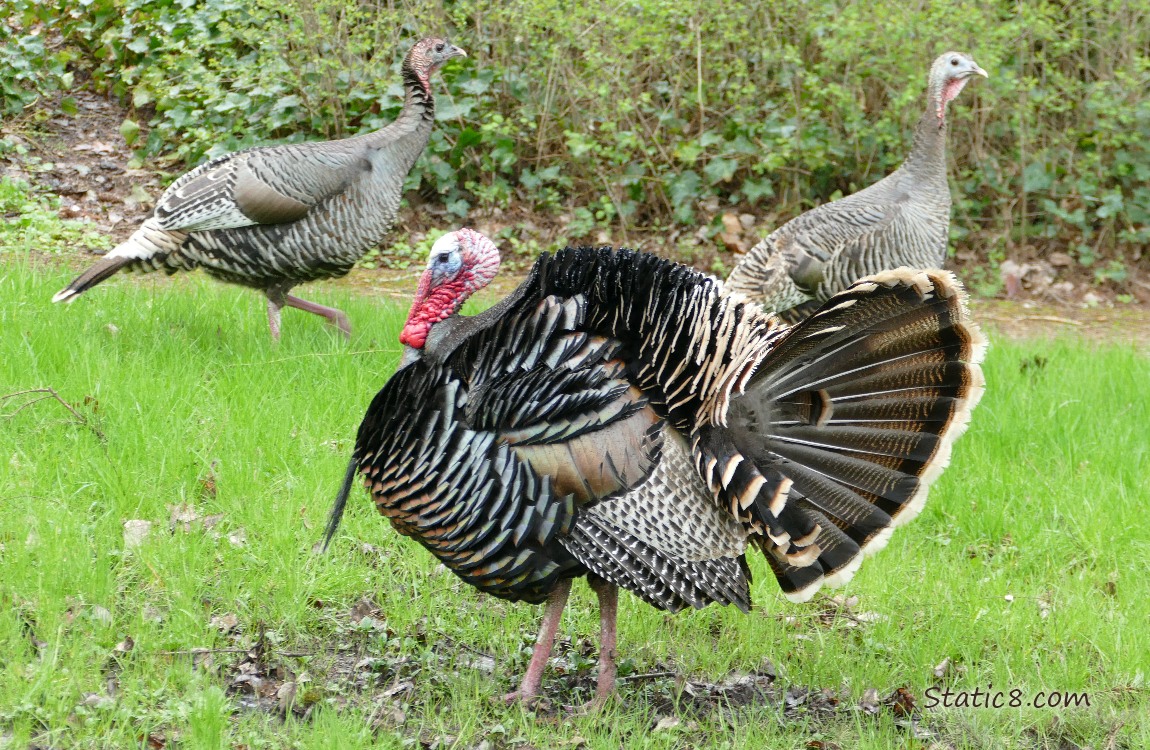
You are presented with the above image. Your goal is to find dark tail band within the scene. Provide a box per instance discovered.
[52,255,134,303]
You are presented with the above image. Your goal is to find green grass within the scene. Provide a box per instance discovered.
[1,255,1148,749]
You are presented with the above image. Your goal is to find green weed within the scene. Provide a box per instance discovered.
[0,258,1147,747]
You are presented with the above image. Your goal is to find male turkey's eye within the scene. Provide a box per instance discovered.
[435,43,445,53]
[951,58,959,66]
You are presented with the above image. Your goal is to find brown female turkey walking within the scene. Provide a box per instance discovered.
[52,38,465,339]
[325,229,986,707]
[726,52,988,322]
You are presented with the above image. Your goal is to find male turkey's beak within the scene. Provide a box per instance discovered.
[970,63,989,79]
[450,45,467,59]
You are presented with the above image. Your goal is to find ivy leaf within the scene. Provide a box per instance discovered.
[703,157,738,185]
[668,171,702,210]
[1023,162,1054,193]
[674,142,703,164]
[120,119,141,147]
[436,100,473,121]
[741,178,775,204]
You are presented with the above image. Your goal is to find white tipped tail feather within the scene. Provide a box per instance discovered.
[725,267,986,604]
[52,219,188,303]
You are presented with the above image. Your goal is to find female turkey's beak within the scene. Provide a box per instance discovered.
[450,45,467,59]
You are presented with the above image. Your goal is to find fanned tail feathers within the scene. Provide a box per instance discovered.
[722,267,985,602]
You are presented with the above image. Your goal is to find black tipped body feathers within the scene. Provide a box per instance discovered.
[335,247,985,610]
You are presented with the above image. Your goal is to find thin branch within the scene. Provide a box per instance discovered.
[619,670,677,683]
[1,387,106,441]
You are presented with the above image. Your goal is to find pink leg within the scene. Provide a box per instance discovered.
[267,298,284,341]
[588,579,619,709]
[503,578,572,704]
[284,294,351,338]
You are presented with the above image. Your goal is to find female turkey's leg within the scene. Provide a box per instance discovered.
[588,578,619,708]
[503,577,572,704]
[285,293,352,338]
[266,296,285,341]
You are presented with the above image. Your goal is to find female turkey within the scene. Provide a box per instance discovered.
[52,38,466,339]
[326,229,986,706]
[726,52,988,322]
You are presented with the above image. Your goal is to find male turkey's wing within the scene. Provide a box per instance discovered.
[352,361,585,602]
[461,295,665,506]
[153,141,368,232]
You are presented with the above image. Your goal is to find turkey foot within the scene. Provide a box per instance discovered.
[501,579,571,706]
[286,294,351,339]
[266,290,351,340]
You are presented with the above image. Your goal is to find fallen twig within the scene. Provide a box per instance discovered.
[153,646,330,658]
[1,387,106,441]
[619,670,677,683]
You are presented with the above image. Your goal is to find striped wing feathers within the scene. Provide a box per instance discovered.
[153,142,367,232]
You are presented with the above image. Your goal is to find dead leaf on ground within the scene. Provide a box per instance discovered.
[349,598,382,625]
[381,680,414,700]
[860,687,880,715]
[140,732,167,749]
[210,613,239,634]
[123,520,152,549]
[932,657,951,680]
[885,686,918,717]
[653,715,680,732]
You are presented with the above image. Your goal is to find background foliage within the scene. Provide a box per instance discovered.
[3,0,1148,281]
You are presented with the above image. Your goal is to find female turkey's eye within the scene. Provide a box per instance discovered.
[435,43,445,53]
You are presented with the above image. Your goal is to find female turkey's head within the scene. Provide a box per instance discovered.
[404,38,467,92]
[927,52,988,125]
[400,229,500,349]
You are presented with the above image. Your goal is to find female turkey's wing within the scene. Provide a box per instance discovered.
[769,195,903,294]
[152,140,371,233]
[353,294,665,603]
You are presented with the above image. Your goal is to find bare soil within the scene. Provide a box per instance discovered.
[4,89,1149,353]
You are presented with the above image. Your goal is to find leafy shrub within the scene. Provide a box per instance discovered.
[3,0,1148,279]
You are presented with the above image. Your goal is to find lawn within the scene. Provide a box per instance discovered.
[1,255,1147,749]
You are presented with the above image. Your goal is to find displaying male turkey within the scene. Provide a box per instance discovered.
[52,38,466,339]
[325,229,985,707]
[726,52,988,322]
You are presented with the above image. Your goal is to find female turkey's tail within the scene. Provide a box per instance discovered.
[713,268,986,602]
[52,255,135,302]
[52,219,189,303]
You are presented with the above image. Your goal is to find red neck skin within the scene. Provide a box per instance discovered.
[399,272,474,348]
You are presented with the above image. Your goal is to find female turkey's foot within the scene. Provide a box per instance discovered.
[285,293,351,339]
[502,579,572,705]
